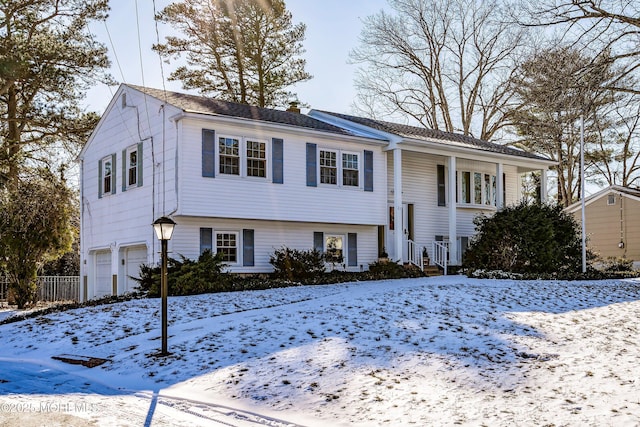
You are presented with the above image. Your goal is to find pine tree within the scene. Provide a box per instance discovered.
[154,0,311,108]
[0,0,111,184]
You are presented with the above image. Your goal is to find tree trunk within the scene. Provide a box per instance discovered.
[6,84,20,186]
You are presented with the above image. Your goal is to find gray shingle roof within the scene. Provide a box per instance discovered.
[317,111,551,161]
[128,85,355,136]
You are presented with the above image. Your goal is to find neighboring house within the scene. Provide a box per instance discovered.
[565,185,640,265]
[78,84,553,300]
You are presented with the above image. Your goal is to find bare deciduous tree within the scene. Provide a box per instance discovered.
[350,0,528,141]
[517,0,640,96]
[589,97,640,188]
[508,46,624,206]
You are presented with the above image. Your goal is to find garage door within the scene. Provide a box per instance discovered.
[95,250,112,298]
[125,246,148,293]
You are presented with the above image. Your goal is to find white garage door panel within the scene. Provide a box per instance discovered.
[125,246,148,293]
[95,251,112,298]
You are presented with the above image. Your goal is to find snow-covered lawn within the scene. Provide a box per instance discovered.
[1,276,640,426]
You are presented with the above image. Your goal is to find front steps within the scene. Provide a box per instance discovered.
[422,264,443,277]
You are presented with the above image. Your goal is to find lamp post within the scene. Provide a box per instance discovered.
[153,216,176,355]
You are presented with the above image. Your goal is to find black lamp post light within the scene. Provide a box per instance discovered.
[153,216,176,356]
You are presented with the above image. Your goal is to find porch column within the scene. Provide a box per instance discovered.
[496,162,504,209]
[448,156,458,265]
[393,148,403,263]
[540,169,548,203]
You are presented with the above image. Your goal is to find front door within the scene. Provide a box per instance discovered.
[387,203,413,261]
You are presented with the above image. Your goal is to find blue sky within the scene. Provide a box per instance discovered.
[85,0,388,114]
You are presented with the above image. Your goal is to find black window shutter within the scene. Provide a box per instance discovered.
[137,142,144,187]
[121,149,127,192]
[111,153,117,195]
[202,129,216,178]
[200,228,213,254]
[98,160,103,199]
[306,143,317,187]
[348,233,357,267]
[313,232,324,253]
[437,164,446,206]
[364,150,373,192]
[272,138,284,184]
[243,229,255,266]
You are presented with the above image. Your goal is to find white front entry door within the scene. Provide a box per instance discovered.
[387,203,409,261]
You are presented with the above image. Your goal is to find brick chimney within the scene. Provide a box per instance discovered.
[286,101,300,114]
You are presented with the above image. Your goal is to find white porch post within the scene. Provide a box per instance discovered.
[496,162,504,209]
[394,148,403,263]
[540,169,548,203]
[448,156,458,265]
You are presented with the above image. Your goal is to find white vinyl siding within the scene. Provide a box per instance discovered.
[172,217,378,273]
[177,117,387,226]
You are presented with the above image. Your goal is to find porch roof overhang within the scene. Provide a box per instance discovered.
[394,137,557,172]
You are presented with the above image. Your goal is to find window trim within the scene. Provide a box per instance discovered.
[317,147,362,189]
[449,169,498,208]
[125,145,139,189]
[217,135,241,176]
[324,234,345,264]
[215,231,240,265]
[216,134,270,180]
[100,155,114,197]
[319,148,338,185]
[341,151,360,187]
[246,139,267,178]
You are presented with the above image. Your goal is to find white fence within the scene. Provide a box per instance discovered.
[0,276,80,303]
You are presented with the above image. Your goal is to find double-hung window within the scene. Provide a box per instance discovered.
[126,145,138,187]
[216,232,238,263]
[219,137,240,175]
[320,149,338,185]
[342,153,359,187]
[246,140,266,178]
[307,145,367,189]
[101,155,113,196]
[318,149,360,187]
[216,135,269,179]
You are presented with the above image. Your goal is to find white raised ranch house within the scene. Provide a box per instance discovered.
[78,84,553,300]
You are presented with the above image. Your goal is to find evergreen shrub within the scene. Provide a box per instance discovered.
[463,201,592,277]
[269,247,325,281]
